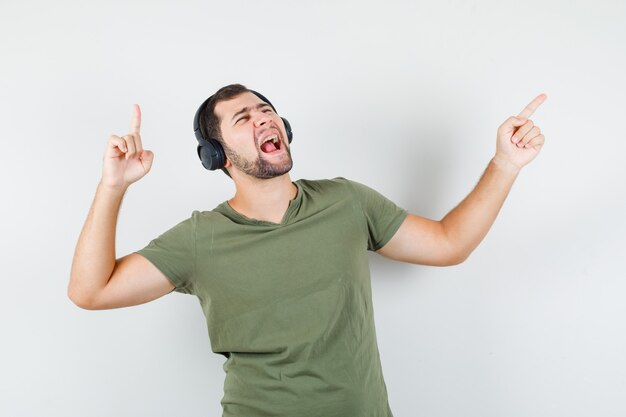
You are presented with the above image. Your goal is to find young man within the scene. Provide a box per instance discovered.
[68,84,546,416]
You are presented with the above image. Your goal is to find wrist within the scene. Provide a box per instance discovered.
[491,155,521,177]
[98,180,128,196]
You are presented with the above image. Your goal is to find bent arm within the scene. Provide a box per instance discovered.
[377,93,547,266]
[68,105,173,309]
[377,158,519,266]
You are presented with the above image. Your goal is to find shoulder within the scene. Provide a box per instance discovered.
[193,206,236,225]
[296,177,382,205]
[296,176,360,193]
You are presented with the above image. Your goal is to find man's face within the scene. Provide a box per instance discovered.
[216,92,293,179]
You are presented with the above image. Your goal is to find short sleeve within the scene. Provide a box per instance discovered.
[135,214,197,294]
[345,179,409,251]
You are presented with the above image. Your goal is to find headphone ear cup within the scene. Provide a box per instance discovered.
[197,139,226,170]
[281,117,293,143]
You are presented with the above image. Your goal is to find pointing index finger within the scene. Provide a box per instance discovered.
[130,103,141,134]
[517,93,547,119]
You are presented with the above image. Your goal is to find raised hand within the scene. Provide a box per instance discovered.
[101,104,154,190]
[494,93,547,172]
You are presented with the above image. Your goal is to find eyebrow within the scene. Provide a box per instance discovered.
[231,103,272,124]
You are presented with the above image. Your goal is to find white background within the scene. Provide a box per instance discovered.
[1,0,625,416]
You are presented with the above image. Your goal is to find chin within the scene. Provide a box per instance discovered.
[255,162,293,179]
[227,146,293,179]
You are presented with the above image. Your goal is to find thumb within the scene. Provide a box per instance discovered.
[513,117,527,126]
[499,116,527,134]
[140,150,154,172]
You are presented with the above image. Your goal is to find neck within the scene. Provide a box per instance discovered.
[228,173,297,224]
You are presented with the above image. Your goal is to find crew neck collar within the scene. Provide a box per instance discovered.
[216,181,302,226]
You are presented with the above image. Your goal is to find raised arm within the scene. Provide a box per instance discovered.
[378,93,547,266]
[68,105,174,310]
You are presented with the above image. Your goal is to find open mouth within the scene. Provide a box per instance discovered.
[259,134,282,154]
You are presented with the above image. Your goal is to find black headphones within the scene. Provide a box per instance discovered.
[193,90,293,171]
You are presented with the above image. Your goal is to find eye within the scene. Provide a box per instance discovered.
[236,115,249,124]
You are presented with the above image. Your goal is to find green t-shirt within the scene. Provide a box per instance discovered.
[137,177,408,417]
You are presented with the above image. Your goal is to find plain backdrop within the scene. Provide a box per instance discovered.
[1,0,625,416]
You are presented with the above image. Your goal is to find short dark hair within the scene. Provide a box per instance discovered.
[198,83,251,145]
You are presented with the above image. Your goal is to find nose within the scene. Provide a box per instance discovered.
[253,110,273,127]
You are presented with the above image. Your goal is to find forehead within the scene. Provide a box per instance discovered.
[215,92,265,121]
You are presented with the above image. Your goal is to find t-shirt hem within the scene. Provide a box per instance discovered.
[371,209,409,251]
[134,250,192,294]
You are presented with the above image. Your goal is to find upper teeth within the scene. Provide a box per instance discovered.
[262,135,278,144]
